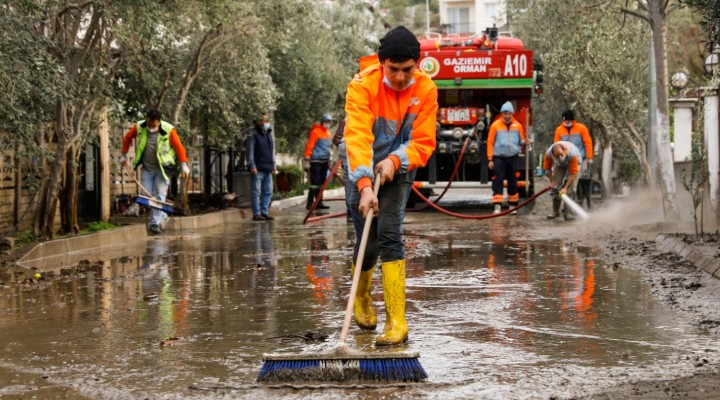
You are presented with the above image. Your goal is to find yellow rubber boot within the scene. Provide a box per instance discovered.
[375,260,408,346]
[352,264,377,330]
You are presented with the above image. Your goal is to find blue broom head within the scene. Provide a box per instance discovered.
[134,196,175,214]
[257,354,427,383]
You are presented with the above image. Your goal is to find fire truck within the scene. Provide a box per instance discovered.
[413,27,542,208]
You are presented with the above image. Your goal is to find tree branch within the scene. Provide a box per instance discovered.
[621,7,650,24]
[69,6,102,79]
[57,1,94,18]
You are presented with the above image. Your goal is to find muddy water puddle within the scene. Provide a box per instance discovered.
[0,213,716,399]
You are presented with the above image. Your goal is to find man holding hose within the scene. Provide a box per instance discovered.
[343,26,438,346]
[544,141,582,221]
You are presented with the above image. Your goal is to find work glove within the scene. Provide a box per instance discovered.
[181,162,190,176]
[303,159,310,172]
[588,159,594,165]
[119,154,127,166]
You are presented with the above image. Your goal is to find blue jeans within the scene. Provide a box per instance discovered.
[140,168,170,226]
[347,170,416,271]
[251,170,273,216]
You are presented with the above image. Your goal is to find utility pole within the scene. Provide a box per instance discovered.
[426,0,430,33]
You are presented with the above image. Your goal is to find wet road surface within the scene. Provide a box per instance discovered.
[0,209,716,399]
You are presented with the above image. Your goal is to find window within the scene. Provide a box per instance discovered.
[485,2,497,21]
[447,7,470,34]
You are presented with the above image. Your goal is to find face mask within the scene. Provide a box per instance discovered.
[383,75,415,91]
[148,127,159,133]
[563,122,572,128]
[263,123,271,130]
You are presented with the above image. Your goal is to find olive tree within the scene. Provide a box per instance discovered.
[511,0,653,193]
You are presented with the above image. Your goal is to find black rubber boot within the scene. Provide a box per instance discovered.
[316,196,330,210]
[547,199,561,219]
[306,189,316,210]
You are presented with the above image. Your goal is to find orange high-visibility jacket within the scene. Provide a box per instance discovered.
[554,121,592,160]
[344,55,439,191]
[543,141,581,175]
[121,123,188,162]
[303,123,332,161]
[486,117,525,159]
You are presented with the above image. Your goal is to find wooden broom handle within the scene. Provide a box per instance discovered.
[340,174,381,344]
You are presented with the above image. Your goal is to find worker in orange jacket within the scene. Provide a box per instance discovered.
[344,26,438,346]
[487,101,526,215]
[554,109,593,209]
[303,114,333,210]
[543,141,582,220]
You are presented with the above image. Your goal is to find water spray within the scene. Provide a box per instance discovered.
[561,193,589,221]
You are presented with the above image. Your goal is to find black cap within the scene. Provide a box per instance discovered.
[562,109,575,121]
[378,26,420,62]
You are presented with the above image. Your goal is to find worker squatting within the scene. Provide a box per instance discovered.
[444,56,492,73]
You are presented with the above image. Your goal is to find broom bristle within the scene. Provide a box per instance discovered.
[257,353,427,383]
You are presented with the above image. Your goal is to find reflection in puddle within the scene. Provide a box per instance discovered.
[0,215,716,399]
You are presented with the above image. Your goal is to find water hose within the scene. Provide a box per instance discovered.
[410,185,551,219]
[303,160,342,224]
[409,136,471,212]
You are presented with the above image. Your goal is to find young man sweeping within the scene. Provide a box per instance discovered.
[344,26,438,346]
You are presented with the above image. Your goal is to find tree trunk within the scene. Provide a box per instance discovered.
[13,141,21,227]
[98,109,111,222]
[60,144,80,234]
[34,101,70,239]
[648,1,680,221]
[597,124,614,196]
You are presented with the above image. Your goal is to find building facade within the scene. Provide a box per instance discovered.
[438,0,507,35]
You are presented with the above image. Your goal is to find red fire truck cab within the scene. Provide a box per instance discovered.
[413,27,542,207]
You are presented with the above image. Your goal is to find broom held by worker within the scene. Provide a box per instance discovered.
[344,25,438,346]
[119,109,189,234]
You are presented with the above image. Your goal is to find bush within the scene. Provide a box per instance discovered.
[86,221,120,232]
[276,164,304,194]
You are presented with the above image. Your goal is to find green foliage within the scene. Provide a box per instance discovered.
[2,0,385,232]
[86,221,120,233]
[17,231,34,245]
[275,163,304,195]
[682,0,720,46]
[0,3,68,156]
[510,0,651,185]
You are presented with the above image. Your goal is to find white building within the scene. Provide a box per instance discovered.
[438,0,507,35]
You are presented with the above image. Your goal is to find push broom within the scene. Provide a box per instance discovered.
[258,175,428,383]
[123,164,176,214]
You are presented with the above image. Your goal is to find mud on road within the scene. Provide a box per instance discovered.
[540,196,720,399]
[1,193,720,399]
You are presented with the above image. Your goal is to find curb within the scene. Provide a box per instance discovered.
[164,208,246,230]
[16,224,148,270]
[655,234,720,279]
[271,187,345,211]
[13,188,347,271]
